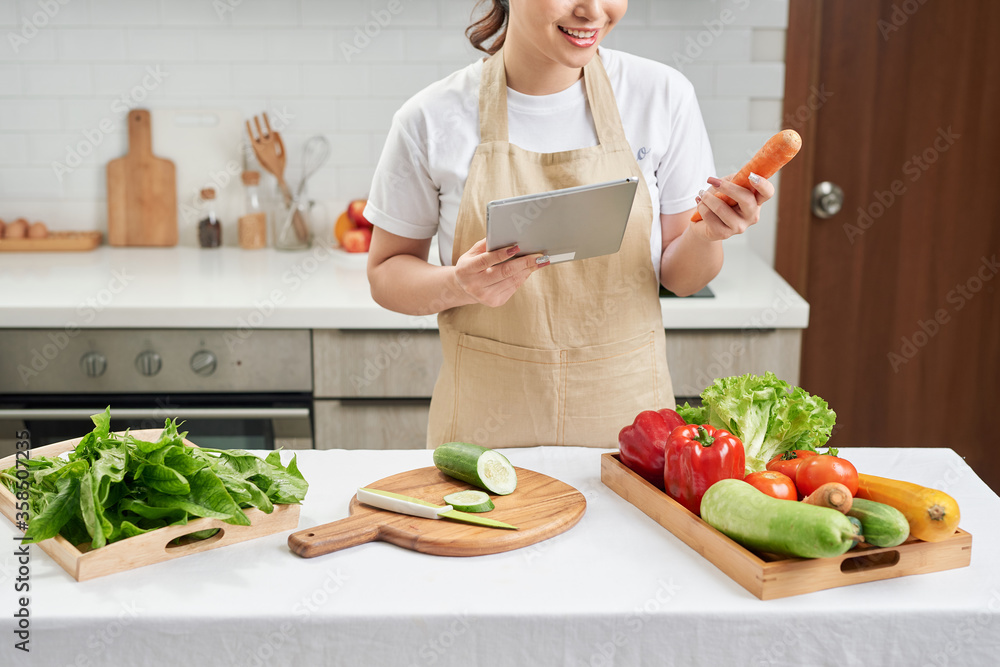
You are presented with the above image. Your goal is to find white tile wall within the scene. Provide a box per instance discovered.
[1,0,789,265]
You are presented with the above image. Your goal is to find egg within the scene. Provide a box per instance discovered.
[4,218,28,239]
[28,221,49,239]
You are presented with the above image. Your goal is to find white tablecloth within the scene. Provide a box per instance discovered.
[3,447,999,667]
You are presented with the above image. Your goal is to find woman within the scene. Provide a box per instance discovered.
[366,0,774,448]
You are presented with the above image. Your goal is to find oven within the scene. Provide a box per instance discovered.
[0,329,313,457]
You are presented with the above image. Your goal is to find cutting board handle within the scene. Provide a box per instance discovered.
[127,109,153,156]
[288,514,381,558]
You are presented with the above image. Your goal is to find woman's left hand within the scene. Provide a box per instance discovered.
[691,173,776,242]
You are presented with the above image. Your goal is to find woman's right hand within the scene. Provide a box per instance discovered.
[454,239,549,308]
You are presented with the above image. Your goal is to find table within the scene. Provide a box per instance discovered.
[3,447,998,667]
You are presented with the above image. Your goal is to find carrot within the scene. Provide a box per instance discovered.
[691,129,802,222]
[801,482,853,514]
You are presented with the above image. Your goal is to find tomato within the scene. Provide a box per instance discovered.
[795,455,859,497]
[744,470,797,501]
[765,450,818,480]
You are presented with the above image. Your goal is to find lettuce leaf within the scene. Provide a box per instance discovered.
[2,408,309,549]
[690,372,836,473]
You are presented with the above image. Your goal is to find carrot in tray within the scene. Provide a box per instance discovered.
[692,129,802,222]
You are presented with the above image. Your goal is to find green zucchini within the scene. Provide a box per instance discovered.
[701,479,858,559]
[433,442,517,495]
[847,497,910,547]
[442,490,495,513]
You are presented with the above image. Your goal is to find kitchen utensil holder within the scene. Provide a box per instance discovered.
[273,198,313,251]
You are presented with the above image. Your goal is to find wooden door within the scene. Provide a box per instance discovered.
[776,0,1000,492]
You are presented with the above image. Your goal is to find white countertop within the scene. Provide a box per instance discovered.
[2,446,996,667]
[0,243,807,330]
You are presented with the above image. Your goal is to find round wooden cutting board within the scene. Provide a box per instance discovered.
[287,466,587,558]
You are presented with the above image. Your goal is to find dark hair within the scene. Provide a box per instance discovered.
[466,0,508,55]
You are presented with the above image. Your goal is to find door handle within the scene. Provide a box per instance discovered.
[811,181,845,219]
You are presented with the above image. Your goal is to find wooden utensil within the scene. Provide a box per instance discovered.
[288,466,587,558]
[245,112,309,243]
[106,109,178,246]
[0,231,102,252]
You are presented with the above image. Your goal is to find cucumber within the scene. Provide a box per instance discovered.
[433,442,517,495]
[847,497,910,547]
[701,479,858,559]
[442,490,495,513]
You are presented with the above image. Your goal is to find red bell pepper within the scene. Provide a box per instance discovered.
[664,424,746,516]
[618,409,686,489]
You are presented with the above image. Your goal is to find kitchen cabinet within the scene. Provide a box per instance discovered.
[311,328,802,449]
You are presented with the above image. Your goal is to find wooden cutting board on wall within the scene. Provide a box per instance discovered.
[107,109,178,246]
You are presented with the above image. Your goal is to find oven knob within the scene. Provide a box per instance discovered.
[80,352,107,378]
[190,350,217,376]
[135,351,162,377]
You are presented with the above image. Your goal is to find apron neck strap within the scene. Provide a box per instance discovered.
[478,47,627,146]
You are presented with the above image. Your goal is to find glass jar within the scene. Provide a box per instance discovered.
[272,197,313,251]
[197,188,221,248]
[238,171,267,249]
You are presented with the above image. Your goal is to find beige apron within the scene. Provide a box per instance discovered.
[427,47,673,448]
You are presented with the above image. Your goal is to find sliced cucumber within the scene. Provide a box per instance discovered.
[433,442,518,495]
[443,490,495,513]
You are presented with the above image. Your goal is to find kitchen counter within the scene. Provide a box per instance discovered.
[0,244,807,330]
[2,446,997,667]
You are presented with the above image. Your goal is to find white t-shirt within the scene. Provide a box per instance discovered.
[365,48,717,280]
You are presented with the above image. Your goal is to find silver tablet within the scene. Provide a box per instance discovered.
[486,177,639,264]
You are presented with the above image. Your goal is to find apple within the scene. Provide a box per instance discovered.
[342,227,372,253]
[346,199,372,229]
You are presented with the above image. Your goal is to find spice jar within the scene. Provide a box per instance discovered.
[197,188,222,248]
[238,171,267,249]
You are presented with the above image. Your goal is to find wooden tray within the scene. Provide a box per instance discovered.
[0,231,102,251]
[601,453,972,600]
[0,429,300,582]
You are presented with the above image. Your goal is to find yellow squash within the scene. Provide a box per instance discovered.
[856,474,960,542]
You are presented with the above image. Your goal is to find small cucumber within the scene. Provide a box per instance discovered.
[433,442,517,495]
[847,497,910,547]
[442,490,495,513]
[701,479,858,559]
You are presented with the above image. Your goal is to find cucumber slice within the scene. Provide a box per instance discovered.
[433,442,518,495]
[443,490,495,513]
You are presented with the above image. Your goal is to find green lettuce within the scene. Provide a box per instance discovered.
[0,407,309,549]
[677,372,836,473]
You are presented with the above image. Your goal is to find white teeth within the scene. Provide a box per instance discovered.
[561,27,598,39]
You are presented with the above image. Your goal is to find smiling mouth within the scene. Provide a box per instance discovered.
[558,26,600,39]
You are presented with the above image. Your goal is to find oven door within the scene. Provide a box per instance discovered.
[0,394,312,456]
